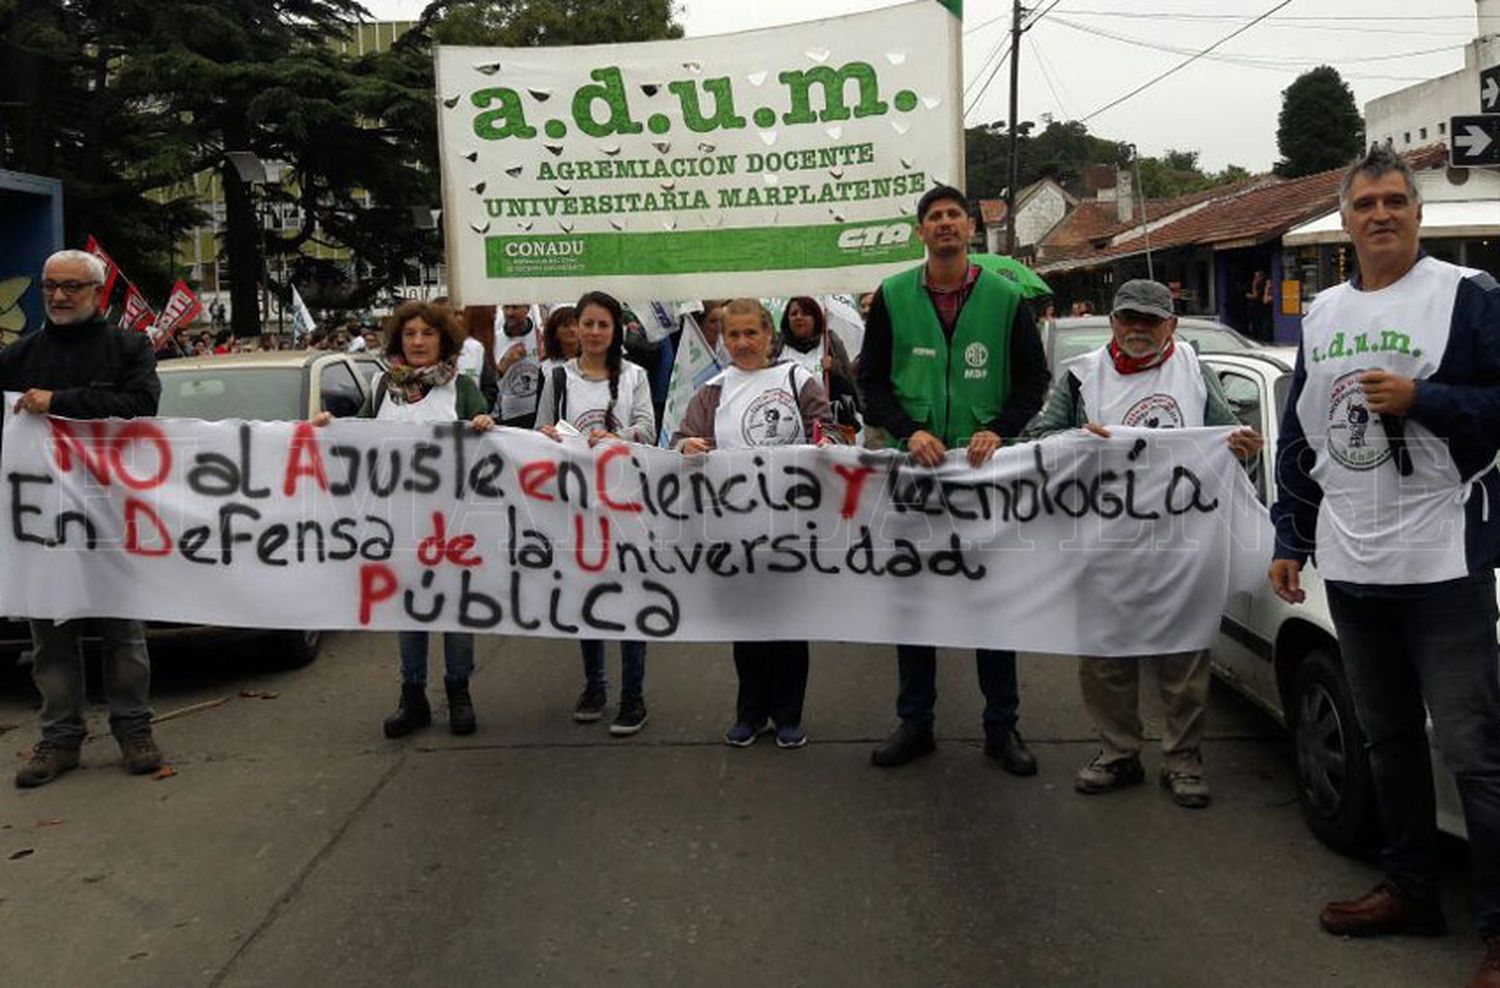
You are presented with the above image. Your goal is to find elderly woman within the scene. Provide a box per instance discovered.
[671,298,842,749]
[343,301,494,739]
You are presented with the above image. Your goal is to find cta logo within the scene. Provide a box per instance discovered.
[838,223,913,251]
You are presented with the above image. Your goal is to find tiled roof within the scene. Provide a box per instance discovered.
[1036,146,1449,274]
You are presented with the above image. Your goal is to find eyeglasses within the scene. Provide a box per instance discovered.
[41,280,101,295]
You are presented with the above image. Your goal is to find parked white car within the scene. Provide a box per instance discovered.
[1202,347,1467,855]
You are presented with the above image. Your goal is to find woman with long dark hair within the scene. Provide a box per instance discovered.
[535,291,655,734]
[778,296,860,439]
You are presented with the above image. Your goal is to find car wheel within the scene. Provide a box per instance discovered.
[267,629,323,670]
[1290,648,1381,857]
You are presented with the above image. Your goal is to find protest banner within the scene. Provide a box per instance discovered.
[0,406,1269,654]
[84,235,120,305]
[152,280,204,340]
[434,0,963,303]
[120,285,155,334]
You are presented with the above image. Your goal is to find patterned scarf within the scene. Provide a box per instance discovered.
[384,356,459,405]
[1108,337,1176,375]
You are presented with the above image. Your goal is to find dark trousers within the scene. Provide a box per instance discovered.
[896,645,1019,735]
[1326,571,1500,937]
[733,640,809,728]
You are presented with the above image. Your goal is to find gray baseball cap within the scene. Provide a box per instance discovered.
[1111,280,1174,320]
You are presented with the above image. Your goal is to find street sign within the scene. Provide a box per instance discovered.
[1450,115,1500,167]
[1483,65,1500,112]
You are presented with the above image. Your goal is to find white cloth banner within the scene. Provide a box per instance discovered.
[0,405,1271,653]
[435,0,963,303]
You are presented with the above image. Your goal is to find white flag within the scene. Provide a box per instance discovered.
[821,294,866,360]
[629,300,680,343]
[658,313,723,446]
[290,284,316,345]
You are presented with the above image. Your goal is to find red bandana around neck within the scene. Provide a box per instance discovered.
[1108,337,1175,375]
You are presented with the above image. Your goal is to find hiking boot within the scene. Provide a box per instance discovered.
[1319,881,1448,938]
[725,721,770,747]
[985,728,1038,776]
[383,682,431,739]
[1160,764,1211,809]
[14,739,81,789]
[609,696,648,736]
[573,687,607,723]
[775,724,807,749]
[119,734,163,775]
[445,678,476,736]
[871,722,936,767]
[1074,752,1145,794]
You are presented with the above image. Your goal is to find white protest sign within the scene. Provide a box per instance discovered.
[435,1,962,303]
[0,407,1270,654]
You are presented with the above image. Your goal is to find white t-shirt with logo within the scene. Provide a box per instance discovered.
[1296,255,1479,584]
[1069,341,1207,429]
[556,360,651,439]
[711,362,815,450]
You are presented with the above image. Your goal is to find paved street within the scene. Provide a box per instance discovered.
[0,632,1478,987]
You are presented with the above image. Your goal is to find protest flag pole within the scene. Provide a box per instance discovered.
[939,0,966,191]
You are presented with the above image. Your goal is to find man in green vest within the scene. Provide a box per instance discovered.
[857,184,1050,771]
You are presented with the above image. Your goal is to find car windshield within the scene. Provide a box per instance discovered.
[1052,324,1253,369]
[158,368,303,421]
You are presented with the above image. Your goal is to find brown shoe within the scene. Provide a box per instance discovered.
[1319,881,1447,937]
[14,740,81,789]
[1470,934,1500,988]
[119,734,163,775]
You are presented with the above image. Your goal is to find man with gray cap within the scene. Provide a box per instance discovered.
[0,248,163,788]
[1022,278,1262,807]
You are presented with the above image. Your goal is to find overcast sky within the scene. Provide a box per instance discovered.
[361,0,1488,172]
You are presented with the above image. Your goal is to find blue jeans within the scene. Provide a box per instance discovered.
[580,639,646,700]
[895,645,1019,735]
[29,618,153,745]
[397,631,475,686]
[1326,571,1500,937]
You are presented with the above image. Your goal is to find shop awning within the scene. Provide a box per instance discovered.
[1283,200,1500,246]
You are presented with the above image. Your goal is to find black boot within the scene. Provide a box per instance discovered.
[445,678,476,736]
[383,683,431,739]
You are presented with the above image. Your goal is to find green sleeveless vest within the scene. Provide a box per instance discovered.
[880,265,1020,446]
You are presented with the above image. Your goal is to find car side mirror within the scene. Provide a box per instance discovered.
[321,393,361,418]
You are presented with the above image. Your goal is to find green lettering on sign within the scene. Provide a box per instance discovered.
[778,63,889,124]
[485,219,922,279]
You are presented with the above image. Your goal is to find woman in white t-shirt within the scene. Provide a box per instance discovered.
[535,291,656,736]
[671,298,842,750]
[539,304,580,378]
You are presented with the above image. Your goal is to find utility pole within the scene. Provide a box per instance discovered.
[1004,0,1023,255]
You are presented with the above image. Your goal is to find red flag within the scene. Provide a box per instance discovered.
[120,285,155,333]
[151,280,203,341]
[84,235,120,302]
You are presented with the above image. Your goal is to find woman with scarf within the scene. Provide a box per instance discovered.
[777,296,860,440]
[361,302,494,739]
[670,298,843,749]
[535,291,656,736]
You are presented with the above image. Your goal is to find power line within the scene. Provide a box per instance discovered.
[1055,11,1479,21]
[964,2,1060,122]
[1050,15,1464,67]
[1027,34,1073,120]
[965,42,1012,117]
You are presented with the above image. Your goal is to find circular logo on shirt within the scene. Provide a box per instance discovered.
[573,408,614,434]
[1326,369,1391,471]
[1121,394,1185,429]
[964,342,989,369]
[742,389,801,446]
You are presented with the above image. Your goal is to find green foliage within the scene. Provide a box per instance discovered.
[1276,66,1363,178]
[964,120,1247,205]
